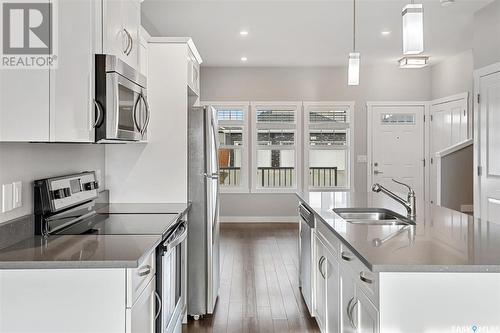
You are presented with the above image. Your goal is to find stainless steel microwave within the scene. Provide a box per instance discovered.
[94,54,149,143]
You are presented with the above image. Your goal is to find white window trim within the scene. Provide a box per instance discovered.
[303,101,355,192]
[250,101,302,193]
[202,101,250,193]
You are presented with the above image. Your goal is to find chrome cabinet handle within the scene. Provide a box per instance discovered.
[122,28,130,54]
[341,251,353,262]
[138,265,151,277]
[92,100,103,128]
[348,298,358,329]
[359,271,374,284]
[346,297,354,327]
[318,256,326,279]
[154,291,162,320]
[140,94,150,136]
[123,28,132,55]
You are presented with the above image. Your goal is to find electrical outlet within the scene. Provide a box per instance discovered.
[13,181,22,209]
[2,183,13,213]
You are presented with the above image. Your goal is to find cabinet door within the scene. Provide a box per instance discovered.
[314,234,327,332]
[0,69,50,141]
[340,265,356,333]
[121,0,140,68]
[103,0,127,61]
[127,276,156,333]
[355,287,379,333]
[325,248,340,333]
[50,0,95,142]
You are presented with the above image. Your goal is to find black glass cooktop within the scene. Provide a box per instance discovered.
[55,213,180,237]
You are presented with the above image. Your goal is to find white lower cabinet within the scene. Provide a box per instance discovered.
[356,287,379,333]
[314,232,340,333]
[340,265,357,333]
[314,233,327,332]
[127,276,156,333]
[307,228,379,333]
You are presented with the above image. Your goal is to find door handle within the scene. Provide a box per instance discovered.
[92,100,104,128]
[374,170,383,175]
[154,291,162,320]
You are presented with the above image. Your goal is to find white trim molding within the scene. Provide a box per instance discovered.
[473,62,500,217]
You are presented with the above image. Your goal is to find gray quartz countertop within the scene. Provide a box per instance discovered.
[297,192,500,273]
[0,202,191,269]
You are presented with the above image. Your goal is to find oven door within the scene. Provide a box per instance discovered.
[105,72,149,141]
[158,221,187,333]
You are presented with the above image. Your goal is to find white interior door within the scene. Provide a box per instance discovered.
[429,96,468,204]
[479,70,500,223]
[369,104,425,200]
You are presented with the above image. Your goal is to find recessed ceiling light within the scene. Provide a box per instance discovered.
[381,30,391,36]
[241,56,248,62]
[240,30,249,36]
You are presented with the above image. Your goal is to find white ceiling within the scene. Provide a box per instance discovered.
[142,0,492,67]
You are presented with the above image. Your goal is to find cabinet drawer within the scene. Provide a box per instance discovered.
[316,220,341,256]
[127,251,156,307]
[339,244,379,306]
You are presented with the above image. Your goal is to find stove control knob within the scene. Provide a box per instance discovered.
[51,187,71,199]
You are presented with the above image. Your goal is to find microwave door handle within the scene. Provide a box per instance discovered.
[133,95,142,133]
[140,94,151,136]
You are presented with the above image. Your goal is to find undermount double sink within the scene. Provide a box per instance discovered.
[333,208,416,226]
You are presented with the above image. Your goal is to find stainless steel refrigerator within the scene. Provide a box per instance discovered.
[187,105,220,318]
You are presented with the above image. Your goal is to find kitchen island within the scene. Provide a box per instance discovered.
[297,191,500,333]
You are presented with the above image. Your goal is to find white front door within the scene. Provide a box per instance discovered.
[478,70,500,223]
[369,104,425,200]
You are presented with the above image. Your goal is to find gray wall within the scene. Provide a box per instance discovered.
[0,144,105,224]
[441,144,474,212]
[431,50,474,100]
[474,0,500,69]
[201,65,432,219]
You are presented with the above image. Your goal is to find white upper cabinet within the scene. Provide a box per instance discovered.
[138,27,151,77]
[50,0,98,142]
[187,47,201,96]
[102,0,141,70]
[0,69,50,142]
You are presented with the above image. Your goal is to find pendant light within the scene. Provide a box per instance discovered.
[402,0,424,55]
[348,0,360,86]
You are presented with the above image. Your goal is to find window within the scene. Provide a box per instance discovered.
[206,102,249,193]
[251,102,301,192]
[304,102,354,190]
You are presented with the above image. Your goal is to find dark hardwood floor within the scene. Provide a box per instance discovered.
[184,223,320,333]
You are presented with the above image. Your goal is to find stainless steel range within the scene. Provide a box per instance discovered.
[33,172,187,333]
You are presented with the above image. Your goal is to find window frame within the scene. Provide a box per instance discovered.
[203,101,250,193]
[303,101,355,192]
[250,101,302,193]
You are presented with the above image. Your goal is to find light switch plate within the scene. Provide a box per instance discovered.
[2,184,13,213]
[357,155,367,163]
[13,181,22,209]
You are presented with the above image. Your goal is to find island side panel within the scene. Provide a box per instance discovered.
[0,269,126,332]
[379,272,500,333]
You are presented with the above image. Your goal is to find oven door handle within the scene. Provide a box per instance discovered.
[163,224,188,252]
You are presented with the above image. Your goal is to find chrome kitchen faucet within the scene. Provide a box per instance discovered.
[372,179,416,219]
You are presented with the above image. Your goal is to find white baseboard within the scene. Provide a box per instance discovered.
[219,216,298,223]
